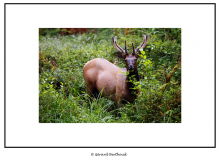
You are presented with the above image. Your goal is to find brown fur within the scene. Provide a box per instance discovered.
[83,58,138,104]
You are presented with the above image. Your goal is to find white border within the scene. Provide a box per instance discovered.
[5,4,215,147]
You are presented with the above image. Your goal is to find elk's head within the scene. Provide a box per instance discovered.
[112,34,148,73]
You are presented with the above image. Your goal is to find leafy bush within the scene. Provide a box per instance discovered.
[39,28,181,123]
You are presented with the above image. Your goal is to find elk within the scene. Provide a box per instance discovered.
[83,34,148,105]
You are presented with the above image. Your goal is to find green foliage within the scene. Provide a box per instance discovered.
[39,28,181,123]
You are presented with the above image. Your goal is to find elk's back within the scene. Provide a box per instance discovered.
[83,58,125,97]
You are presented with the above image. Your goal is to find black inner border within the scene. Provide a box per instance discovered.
[4,3,216,148]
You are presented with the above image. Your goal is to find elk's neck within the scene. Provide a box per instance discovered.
[126,68,139,92]
[127,68,139,81]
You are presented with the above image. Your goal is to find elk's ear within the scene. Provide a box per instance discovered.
[116,52,126,59]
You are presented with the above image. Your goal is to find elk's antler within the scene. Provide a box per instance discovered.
[113,35,148,56]
[132,43,135,55]
[112,36,125,53]
[135,34,148,54]
[125,40,128,54]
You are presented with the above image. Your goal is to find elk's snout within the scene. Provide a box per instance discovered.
[128,64,134,72]
[127,62,134,72]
